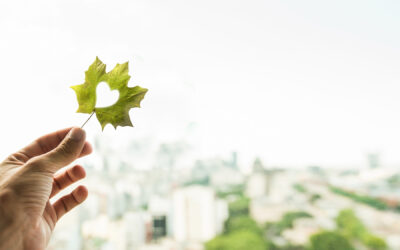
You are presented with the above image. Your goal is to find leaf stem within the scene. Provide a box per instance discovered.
[81,110,95,129]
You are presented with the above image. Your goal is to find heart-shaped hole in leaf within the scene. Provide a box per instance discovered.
[95,82,119,108]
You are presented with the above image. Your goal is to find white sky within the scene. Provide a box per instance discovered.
[0,0,400,168]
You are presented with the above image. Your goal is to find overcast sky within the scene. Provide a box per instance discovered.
[1,0,400,168]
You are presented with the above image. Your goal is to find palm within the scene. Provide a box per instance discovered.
[0,127,92,250]
[0,161,51,249]
[27,202,56,250]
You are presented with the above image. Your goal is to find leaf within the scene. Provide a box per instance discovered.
[71,57,148,130]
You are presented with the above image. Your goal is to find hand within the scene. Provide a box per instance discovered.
[0,127,92,250]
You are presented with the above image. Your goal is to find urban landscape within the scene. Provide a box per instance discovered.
[48,137,400,250]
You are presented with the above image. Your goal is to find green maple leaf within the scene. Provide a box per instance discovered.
[71,57,148,130]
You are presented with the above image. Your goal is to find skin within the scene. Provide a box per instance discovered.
[0,127,92,250]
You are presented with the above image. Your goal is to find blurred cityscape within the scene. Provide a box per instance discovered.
[48,136,400,250]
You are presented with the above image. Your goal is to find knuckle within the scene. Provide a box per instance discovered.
[25,157,44,169]
[56,142,77,159]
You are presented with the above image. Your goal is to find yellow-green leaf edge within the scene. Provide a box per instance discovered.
[71,57,148,130]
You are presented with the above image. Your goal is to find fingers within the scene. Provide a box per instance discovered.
[80,142,93,158]
[53,185,88,220]
[18,127,93,162]
[50,165,86,198]
[26,128,88,173]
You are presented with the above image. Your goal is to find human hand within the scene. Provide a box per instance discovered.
[0,127,92,250]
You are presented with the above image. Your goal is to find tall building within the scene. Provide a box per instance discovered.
[124,212,148,249]
[246,158,272,198]
[152,215,167,241]
[172,186,228,243]
[148,195,171,241]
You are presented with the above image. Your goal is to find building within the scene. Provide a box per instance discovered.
[172,185,228,243]
[246,158,272,199]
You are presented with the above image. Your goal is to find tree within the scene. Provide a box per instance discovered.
[310,193,321,203]
[228,196,250,217]
[293,184,307,193]
[309,231,354,250]
[205,230,268,250]
[336,209,387,250]
[330,187,388,210]
[362,234,387,250]
[205,235,228,250]
[225,216,262,235]
[336,209,367,239]
[264,211,312,237]
[275,211,312,234]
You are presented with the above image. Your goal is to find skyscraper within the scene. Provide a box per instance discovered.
[172,186,227,243]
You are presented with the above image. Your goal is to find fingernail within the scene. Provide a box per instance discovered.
[69,128,85,141]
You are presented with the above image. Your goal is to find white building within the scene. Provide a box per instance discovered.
[172,185,228,243]
[246,172,270,199]
[210,167,244,188]
[124,212,149,249]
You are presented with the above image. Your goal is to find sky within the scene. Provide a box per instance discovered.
[0,0,400,169]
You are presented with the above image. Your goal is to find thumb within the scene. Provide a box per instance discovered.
[31,127,86,173]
